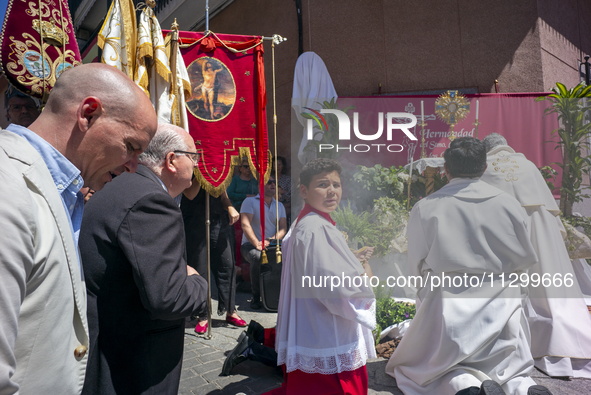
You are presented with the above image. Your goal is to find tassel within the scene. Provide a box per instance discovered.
[276,247,282,263]
[261,249,268,264]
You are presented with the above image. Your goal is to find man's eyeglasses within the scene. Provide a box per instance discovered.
[174,150,200,164]
[267,179,276,185]
[242,165,250,169]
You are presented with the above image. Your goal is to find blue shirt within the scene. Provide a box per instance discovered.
[240,194,286,245]
[7,124,84,270]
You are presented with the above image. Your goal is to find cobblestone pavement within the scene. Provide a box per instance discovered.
[179,285,591,395]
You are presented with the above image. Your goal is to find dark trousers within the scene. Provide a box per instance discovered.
[190,234,236,316]
[241,242,262,299]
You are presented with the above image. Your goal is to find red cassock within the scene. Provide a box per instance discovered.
[262,315,368,395]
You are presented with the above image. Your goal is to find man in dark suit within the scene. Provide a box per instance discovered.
[80,123,207,395]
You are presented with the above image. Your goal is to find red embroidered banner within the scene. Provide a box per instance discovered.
[166,30,270,198]
[0,0,81,99]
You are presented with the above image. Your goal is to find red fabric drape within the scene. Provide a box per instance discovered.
[0,0,82,98]
[167,31,270,241]
[329,94,561,195]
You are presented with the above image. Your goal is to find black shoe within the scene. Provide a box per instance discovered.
[246,320,265,343]
[221,331,252,376]
[250,297,262,310]
[455,387,480,395]
[527,385,553,395]
[479,380,505,395]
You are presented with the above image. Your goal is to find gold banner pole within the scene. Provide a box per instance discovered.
[170,19,181,126]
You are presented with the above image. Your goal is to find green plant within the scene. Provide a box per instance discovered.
[349,164,427,211]
[539,165,559,192]
[373,285,416,345]
[372,197,409,255]
[301,98,354,160]
[536,83,591,216]
[332,202,379,248]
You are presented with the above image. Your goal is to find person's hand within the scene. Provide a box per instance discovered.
[187,265,199,276]
[255,240,263,251]
[353,246,375,263]
[264,239,270,248]
[228,206,239,225]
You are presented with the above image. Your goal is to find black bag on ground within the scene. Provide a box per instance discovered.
[260,243,282,312]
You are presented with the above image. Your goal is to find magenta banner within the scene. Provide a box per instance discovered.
[301,93,561,192]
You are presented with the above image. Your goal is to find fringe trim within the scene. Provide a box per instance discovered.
[138,42,153,59]
[193,156,238,198]
[242,148,272,184]
[97,33,106,50]
[193,148,272,198]
[182,78,191,100]
[137,69,149,97]
[97,1,115,50]
[154,57,171,83]
[171,94,180,126]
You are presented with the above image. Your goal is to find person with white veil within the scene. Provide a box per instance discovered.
[292,52,337,165]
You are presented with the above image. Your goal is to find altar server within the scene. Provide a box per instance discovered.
[481,133,591,378]
[269,158,376,394]
[386,137,551,395]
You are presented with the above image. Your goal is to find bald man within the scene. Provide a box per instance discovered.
[0,64,157,395]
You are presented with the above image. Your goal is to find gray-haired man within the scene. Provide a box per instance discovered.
[80,123,208,395]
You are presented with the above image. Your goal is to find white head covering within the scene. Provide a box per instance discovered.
[291,52,338,164]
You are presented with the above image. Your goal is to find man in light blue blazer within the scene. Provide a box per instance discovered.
[0,63,157,395]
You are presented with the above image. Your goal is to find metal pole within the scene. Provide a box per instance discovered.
[205,192,212,339]
[205,0,209,32]
[585,55,590,86]
[170,19,180,126]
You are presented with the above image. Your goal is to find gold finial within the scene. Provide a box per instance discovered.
[147,0,156,8]
[171,18,179,31]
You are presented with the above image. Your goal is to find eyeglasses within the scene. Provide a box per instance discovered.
[174,150,200,164]
[267,180,276,185]
[242,165,250,169]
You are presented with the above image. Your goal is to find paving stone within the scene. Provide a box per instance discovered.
[199,351,227,363]
[213,374,253,387]
[179,375,208,392]
[181,286,591,395]
[180,367,197,381]
[191,359,224,375]
[194,382,222,393]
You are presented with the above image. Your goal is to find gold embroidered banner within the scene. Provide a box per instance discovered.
[0,0,81,100]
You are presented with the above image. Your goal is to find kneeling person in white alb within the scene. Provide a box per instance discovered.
[386,137,552,395]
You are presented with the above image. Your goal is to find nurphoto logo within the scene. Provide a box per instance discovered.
[305,108,417,153]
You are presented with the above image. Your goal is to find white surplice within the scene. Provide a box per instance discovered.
[275,212,376,375]
[386,178,538,395]
[481,145,591,378]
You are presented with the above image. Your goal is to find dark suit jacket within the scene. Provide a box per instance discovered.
[80,165,207,395]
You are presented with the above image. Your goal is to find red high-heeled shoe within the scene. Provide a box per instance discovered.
[195,320,208,334]
[226,315,247,327]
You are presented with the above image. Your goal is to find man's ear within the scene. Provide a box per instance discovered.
[299,183,307,199]
[77,97,103,132]
[165,151,178,173]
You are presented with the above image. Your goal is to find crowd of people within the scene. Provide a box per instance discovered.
[0,62,589,395]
